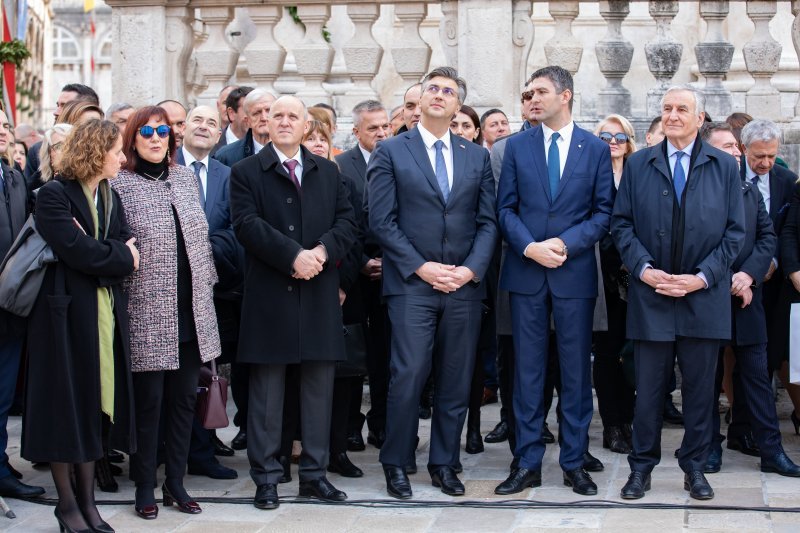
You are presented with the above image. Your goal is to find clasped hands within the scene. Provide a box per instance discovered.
[292,245,327,280]
[641,268,705,298]
[416,262,474,293]
[525,238,567,268]
[730,271,754,308]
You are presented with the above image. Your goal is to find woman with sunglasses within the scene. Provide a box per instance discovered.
[592,114,637,454]
[23,119,137,533]
[112,106,220,520]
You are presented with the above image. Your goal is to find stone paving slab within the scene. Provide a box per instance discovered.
[1,392,800,532]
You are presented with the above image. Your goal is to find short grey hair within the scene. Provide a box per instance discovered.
[243,88,276,114]
[352,100,386,127]
[106,102,133,116]
[421,66,467,103]
[660,84,706,115]
[741,119,782,147]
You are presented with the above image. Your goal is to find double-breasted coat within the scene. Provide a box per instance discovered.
[22,179,137,463]
[230,144,356,365]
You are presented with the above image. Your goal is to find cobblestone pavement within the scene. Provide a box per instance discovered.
[2,391,799,532]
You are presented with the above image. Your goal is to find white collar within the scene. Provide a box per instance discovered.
[358,144,371,165]
[181,146,210,169]
[417,123,451,151]
[272,144,303,168]
[541,121,574,144]
[666,138,696,159]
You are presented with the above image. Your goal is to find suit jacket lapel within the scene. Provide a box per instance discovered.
[448,132,468,204]
[63,180,95,236]
[404,129,445,205]
[529,127,552,203]
[651,140,671,184]
[352,149,367,181]
[556,125,587,198]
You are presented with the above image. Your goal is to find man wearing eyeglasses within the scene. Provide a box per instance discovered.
[368,67,498,499]
[496,65,614,496]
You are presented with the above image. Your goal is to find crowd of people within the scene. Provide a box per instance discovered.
[0,64,799,531]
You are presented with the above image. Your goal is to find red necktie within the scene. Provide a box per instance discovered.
[283,159,301,193]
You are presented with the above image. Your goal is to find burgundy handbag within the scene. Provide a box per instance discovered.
[196,358,229,429]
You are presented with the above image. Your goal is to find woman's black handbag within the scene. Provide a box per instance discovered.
[0,214,57,316]
[337,323,368,377]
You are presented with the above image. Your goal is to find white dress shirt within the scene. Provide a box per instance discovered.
[273,145,304,184]
[541,121,574,179]
[417,123,454,190]
[745,160,771,215]
[181,146,209,196]
[358,144,371,166]
[224,126,239,145]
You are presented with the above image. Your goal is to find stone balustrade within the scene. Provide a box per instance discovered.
[104,0,800,163]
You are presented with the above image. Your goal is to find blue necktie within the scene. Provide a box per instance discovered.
[673,151,686,206]
[191,161,205,209]
[548,132,561,199]
[434,140,450,202]
[751,174,760,185]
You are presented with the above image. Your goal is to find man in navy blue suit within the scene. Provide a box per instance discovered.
[368,67,498,499]
[178,105,242,480]
[496,65,614,496]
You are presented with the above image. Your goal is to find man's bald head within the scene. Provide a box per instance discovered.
[268,96,309,156]
[183,105,222,159]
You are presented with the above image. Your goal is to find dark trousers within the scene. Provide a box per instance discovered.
[332,376,363,454]
[497,335,517,454]
[0,335,23,480]
[364,280,390,433]
[510,289,594,472]
[468,305,494,429]
[380,294,481,469]
[593,293,634,428]
[231,362,249,431]
[629,338,718,475]
[130,340,201,485]
[713,343,782,457]
[248,361,335,485]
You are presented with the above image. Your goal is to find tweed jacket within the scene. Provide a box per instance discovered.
[113,166,220,372]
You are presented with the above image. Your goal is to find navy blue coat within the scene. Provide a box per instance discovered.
[611,138,745,341]
[730,180,776,346]
[213,128,255,168]
[367,128,497,300]
[496,124,614,298]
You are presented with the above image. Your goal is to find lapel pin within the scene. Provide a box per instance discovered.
[578,144,582,148]
[459,144,465,149]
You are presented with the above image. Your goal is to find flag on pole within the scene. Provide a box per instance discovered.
[1,0,16,125]
[84,0,95,86]
[83,0,94,12]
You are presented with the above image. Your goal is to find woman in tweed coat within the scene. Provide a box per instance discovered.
[113,106,220,520]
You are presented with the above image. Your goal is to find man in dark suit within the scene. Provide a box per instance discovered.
[213,86,253,156]
[701,122,800,477]
[230,96,356,510]
[612,85,745,501]
[177,105,241,479]
[496,66,614,496]
[394,83,422,135]
[368,67,497,499]
[214,88,275,168]
[336,100,392,450]
[0,109,45,499]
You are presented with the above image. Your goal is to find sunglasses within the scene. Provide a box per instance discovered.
[521,90,535,103]
[599,131,629,144]
[138,125,171,139]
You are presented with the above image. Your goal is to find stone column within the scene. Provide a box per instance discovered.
[439,0,458,70]
[644,1,682,118]
[391,2,432,99]
[241,5,286,95]
[164,1,193,105]
[106,0,168,105]
[743,1,783,121]
[292,3,335,104]
[595,1,634,118]
[694,1,734,119]
[194,5,238,105]
[544,1,581,116]
[511,0,534,119]
[340,3,383,109]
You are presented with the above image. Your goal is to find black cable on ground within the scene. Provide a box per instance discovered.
[16,496,800,513]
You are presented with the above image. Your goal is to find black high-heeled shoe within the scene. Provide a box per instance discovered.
[162,484,201,514]
[54,508,92,533]
[791,410,800,436]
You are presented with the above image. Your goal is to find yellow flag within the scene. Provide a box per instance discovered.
[84,0,94,12]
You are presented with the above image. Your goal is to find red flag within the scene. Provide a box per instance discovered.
[1,5,16,125]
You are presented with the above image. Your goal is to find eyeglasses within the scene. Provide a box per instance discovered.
[599,131,629,145]
[521,90,535,103]
[138,125,171,139]
[424,84,458,99]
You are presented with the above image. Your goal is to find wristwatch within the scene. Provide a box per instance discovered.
[561,244,568,257]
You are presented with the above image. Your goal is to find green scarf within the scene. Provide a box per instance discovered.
[81,180,115,422]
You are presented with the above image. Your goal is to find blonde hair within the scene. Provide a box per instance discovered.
[38,123,74,182]
[595,114,637,160]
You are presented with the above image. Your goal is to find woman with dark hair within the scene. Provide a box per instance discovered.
[112,105,220,520]
[450,104,483,146]
[23,119,138,533]
[12,139,26,173]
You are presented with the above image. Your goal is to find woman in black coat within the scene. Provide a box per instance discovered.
[22,119,138,533]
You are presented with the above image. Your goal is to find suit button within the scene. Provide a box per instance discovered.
[287,198,293,204]
[288,286,293,292]
[658,230,665,237]
[662,190,669,196]
[289,225,295,231]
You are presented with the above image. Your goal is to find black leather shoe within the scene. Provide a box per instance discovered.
[583,451,604,472]
[212,433,235,457]
[465,429,484,454]
[7,463,22,480]
[761,451,800,477]
[430,466,465,496]
[327,452,363,478]
[484,420,509,443]
[254,483,279,510]
[367,430,386,449]
[384,466,412,499]
[347,430,366,452]
[620,471,651,499]
[278,456,292,484]
[494,467,541,495]
[705,447,722,474]
[419,405,432,420]
[299,476,347,501]
[684,471,714,500]
[0,475,45,498]
[231,430,247,450]
[663,399,684,425]
[563,468,597,495]
[603,426,631,454]
[542,423,555,444]
[727,433,760,457]
[187,461,238,480]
